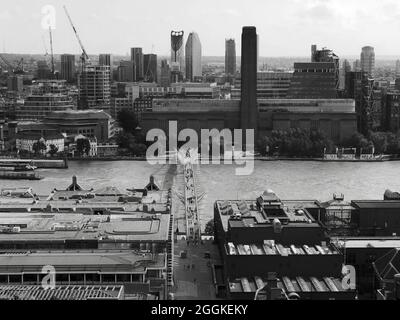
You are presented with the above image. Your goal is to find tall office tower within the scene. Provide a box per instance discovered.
[117,60,135,82]
[99,54,112,67]
[185,32,202,82]
[353,59,361,71]
[99,54,113,83]
[60,54,76,83]
[343,59,351,72]
[143,54,158,83]
[171,31,185,82]
[240,26,258,139]
[340,60,351,90]
[160,59,171,88]
[225,39,236,76]
[36,60,51,80]
[361,46,375,76]
[78,65,111,110]
[131,48,144,81]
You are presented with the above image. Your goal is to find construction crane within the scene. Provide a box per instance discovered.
[63,5,90,70]
[48,27,55,75]
[0,54,14,73]
[42,35,49,57]
[0,54,24,74]
[13,58,24,74]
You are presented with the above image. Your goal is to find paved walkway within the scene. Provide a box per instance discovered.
[171,239,221,300]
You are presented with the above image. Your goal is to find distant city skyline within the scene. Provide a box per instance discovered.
[1,0,400,57]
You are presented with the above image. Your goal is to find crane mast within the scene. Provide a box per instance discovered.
[49,27,55,75]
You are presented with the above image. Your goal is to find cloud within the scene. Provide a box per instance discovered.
[225,9,241,17]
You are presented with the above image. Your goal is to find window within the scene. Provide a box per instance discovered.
[23,274,38,283]
[56,274,69,283]
[9,275,22,283]
[116,274,131,282]
[101,274,116,282]
[85,273,100,283]
[0,275,8,283]
[69,273,84,282]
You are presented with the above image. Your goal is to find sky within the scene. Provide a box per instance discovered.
[1,0,400,57]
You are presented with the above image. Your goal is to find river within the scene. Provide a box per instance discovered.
[1,160,400,225]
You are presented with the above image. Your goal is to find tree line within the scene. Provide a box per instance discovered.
[257,128,400,157]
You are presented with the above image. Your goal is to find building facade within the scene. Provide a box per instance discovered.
[160,60,171,88]
[232,71,293,99]
[185,32,202,82]
[44,109,114,142]
[60,54,76,83]
[287,62,338,99]
[143,54,158,83]
[140,98,357,144]
[78,65,111,109]
[361,46,375,77]
[170,31,185,82]
[131,47,144,81]
[225,39,236,76]
[118,60,135,82]
[99,54,112,67]
[15,131,65,154]
[240,26,259,136]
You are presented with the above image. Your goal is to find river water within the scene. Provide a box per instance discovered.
[1,160,400,225]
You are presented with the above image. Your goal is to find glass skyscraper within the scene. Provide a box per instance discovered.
[360,46,375,77]
[185,32,202,82]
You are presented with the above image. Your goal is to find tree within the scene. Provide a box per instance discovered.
[130,143,147,156]
[116,132,135,149]
[386,133,400,155]
[76,138,91,156]
[257,137,269,156]
[32,139,46,155]
[343,133,371,150]
[117,109,139,134]
[257,129,333,158]
[369,131,388,154]
[48,144,59,157]
[204,219,214,236]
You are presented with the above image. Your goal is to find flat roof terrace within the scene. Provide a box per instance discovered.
[216,199,319,233]
[0,212,170,242]
[0,186,169,211]
[0,285,125,300]
[226,242,339,256]
[0,251,166,273]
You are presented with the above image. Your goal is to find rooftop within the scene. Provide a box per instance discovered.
[0,285,124,300]
[228,276,353,295]
[0,211,170,242]
[45,109,111,120]
[351,200,400,209]
[216,195,319,232]
[0,251,165,273]
[226,242,339,256]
